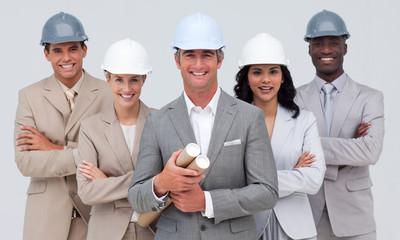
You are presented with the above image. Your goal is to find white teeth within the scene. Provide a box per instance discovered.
[260,87,272,90]
[321,58,334,61]
[121,94,133,99]
[193,72,205,76]
[61,64,73,69]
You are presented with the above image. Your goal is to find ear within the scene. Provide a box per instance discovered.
[105,73,112,86]
[174,55,181,70]
[142,75,147,85]
[82,44,88,58]
[308,44,311,57]
[343,43,348,56]
[44,48,50,61]
[217,55,224,69]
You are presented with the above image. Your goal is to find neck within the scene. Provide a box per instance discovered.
[114,101,140,126]
[317,69,344,83]
[58,71,82,89]
[254,98,278,119]
[185,86,218,109]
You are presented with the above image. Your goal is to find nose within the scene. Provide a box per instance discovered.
[61,51,72,62]
[321,42,332,54]
[261,74,270,83]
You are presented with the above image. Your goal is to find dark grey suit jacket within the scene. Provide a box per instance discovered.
[128,90,278,240]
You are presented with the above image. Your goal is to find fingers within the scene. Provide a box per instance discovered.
[20,126,39,134]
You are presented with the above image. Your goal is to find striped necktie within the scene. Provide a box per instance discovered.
[65,89,76,111]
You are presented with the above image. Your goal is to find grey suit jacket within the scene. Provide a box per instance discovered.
[254,105,325,239]
[77,101,154,240]
[128,89,278,240]
[14,71,113,240]
[295,75,384,237]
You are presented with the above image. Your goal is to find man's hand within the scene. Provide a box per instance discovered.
[16,126,63,151]
[79,160,108,180]
[169,184,205,212]
[354,121,371,138]
[295,151,316,168]
[153,149,204,197]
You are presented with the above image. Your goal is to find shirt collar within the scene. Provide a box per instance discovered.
[56,70,85,94]
[184,87,221,116]
[315,72,347,93]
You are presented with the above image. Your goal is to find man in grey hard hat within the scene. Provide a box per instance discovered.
[295,10,384,239]
[14,12,112,240]
[128,13,278,239]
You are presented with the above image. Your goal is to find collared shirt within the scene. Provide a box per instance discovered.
[56,70,85,103]
[315,72,347,114]
[153,87,221,219]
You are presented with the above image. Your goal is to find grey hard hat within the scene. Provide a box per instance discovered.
[304,10,350,42]
[40,12,88,46]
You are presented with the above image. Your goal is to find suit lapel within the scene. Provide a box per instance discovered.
[300,80,327,137]
[42,75,71,127]
[203,91,237,183]
[66,73,99,134]
[132,101,150,168]
[271,105,293,162]
[330,77,359,137]
[168,94,197,146]
[102,106,134,173]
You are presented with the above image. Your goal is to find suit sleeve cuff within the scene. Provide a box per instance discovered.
[201,191,214,218]
[152,177,168,208]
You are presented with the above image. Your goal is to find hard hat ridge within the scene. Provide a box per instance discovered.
[101,38,152,75]
[238,33,289,68]
[304,9,350,41]
[172,12,225,50]
[40,12,88,46]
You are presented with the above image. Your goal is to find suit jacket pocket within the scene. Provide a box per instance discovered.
[346,177,373,192]
[114,199,130,208]
[230,215,255,233]
[156,215,177,233]
[27,179,47,195]
[90,202,115,215]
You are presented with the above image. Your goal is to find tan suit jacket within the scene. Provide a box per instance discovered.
[296,75,384,237]
[77,101,154,240]
[14,71,112,240]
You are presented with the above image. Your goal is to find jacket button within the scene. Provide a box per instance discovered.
[151,207,157,211]
[200,225,206,231]
[70,192,75,198]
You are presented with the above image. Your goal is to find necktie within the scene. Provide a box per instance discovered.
[322,83,336,135]
[65,89,76,111]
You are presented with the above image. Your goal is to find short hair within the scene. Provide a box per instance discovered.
[174,48,224,64]
[234,65,299,118]
[44,41,86,53]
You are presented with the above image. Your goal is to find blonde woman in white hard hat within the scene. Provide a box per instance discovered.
[75,39,155,240]
[234,33,326,240]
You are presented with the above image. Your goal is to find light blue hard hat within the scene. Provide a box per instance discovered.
[40,12,88,46]
[172,12,225,50]
[304,10,350,42]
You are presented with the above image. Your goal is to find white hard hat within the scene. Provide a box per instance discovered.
[172,12,225,50]
[101,38,151,75]
[238,33,289,68]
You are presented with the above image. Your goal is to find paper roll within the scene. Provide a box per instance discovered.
[176,143,200,167]
[137,146,209,227]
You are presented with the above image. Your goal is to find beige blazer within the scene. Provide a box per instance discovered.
[14,71,112,240]
[295,75,384,237]
[77,101,154,240]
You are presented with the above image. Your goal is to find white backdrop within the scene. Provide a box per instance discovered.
[1,0,398,238]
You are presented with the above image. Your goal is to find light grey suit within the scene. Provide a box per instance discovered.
[14,71,112,240]
[254,105,325,239]
[295,75,384,238]
[77,101,154,240]
[128,90,278,240]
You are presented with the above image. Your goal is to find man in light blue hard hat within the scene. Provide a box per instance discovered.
[128,12,278,239]
[295,10,384,240]
[14,12,112,240]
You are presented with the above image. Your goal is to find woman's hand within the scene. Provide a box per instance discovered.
[79,160,108,180]
[295,151,316,168]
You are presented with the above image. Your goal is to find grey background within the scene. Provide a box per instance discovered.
[1,0,398,238]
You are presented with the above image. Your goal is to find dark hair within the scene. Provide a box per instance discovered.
[234,65,299,118]
[44,41,86,53]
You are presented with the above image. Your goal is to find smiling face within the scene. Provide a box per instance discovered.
[106,73,145,109]
[175,49,223,95]
[308,36,347,82]
[248,64,283,106]
[44,42,87,88]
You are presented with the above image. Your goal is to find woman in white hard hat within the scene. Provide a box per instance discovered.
[76,38,155,240]
[234,33,326,240]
